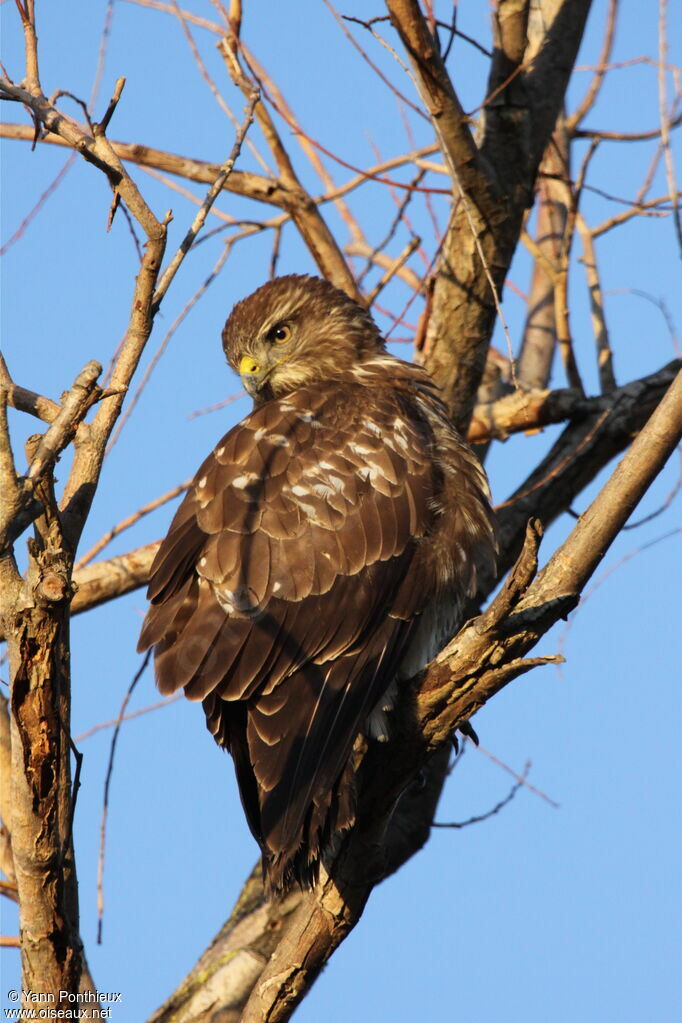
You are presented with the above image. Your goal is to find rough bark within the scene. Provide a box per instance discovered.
[391,0,593,432]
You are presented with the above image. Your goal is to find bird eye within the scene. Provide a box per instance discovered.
[271,324,291,344]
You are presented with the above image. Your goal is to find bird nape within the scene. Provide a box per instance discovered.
[138,274,497,897]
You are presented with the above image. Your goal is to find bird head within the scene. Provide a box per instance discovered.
[222,275,384,402]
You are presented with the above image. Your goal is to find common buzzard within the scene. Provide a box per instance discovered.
[138,275,496,895]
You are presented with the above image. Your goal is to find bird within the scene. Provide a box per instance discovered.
[138,274,497,896]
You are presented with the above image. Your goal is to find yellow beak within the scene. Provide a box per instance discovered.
[239,355,261,376]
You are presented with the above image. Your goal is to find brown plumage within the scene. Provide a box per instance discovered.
[138,275,496,895]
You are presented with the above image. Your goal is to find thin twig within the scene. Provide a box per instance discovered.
[591,193,679,238]
[433,761,531,828]
[325,0,428,120]
[167,0,270,174]
[97,652,151,944]
[657,0,682,256]
[75,478,191,570]
[0,352,61,423]
[108,238,234,451]
[566,0,618,132]
[75,693,181,743]
[152,89,259,308]
[0,153,76,256]
[186,390,244,420]
[576,212,616,391]
[472,744,560,808]
[366,236,421,305]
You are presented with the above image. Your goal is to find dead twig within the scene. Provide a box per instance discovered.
[152,89,260,309]
[657,0,682,256]
[433,761,532,828]
[97,652,151,944]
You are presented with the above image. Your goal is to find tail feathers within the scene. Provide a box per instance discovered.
[261,753,357,898]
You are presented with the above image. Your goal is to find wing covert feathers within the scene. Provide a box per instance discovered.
[139,368,496,895]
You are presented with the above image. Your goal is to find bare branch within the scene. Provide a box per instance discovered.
[576,212,616,391]
[218,36,361,299]
[385,0,498,217]
[324,0,429,121]
[366,236,421,305]
[657,0,682,256]
[0,360,102,552]
[0,380,26,557]
[591,192,678,238]
[0,354,62,425]
[346,239,423,291]
[152,88,260,309]
[398,0,591,431]
[164,0,271,174]
[517,120,570,388]
[71,542,160,617]
[97,653,151,943]
[25,362,101,487]
[238,34,366,246]
[467,384,584,443]
[74,480,190,570]
[108,240,234,452]
[493,360,681,581]
[566,0,619,132]
[432,761,530,829]
[0,122,446,217]
[531,369,682,594]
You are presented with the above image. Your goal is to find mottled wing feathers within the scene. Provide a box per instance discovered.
[138,381,438,888]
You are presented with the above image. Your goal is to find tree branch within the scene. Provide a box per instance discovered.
[0,352,61,424]
[517,116,570,388]
[398,0,592,431]
[493,360,680,580]
[0,122,442,218]
[385,0,500,217]
[218,35,361,300]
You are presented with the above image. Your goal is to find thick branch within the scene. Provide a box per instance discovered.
[149,748,451,1023]
[0,352,61,424]
[467,384,584,443]
[521,1,593,171]
[0,360,102,552]
[492,359,680,580]
[385,0,500,218]
[412,0,592,431]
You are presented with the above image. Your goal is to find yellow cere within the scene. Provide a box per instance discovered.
[240,355,261,375]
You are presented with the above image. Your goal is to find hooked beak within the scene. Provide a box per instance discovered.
[239,354,268,397]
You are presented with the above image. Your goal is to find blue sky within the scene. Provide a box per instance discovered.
[1,2,680,1020]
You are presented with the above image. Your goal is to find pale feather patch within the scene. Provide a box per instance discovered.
[233,472,260,489]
